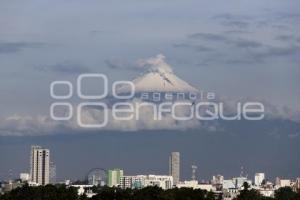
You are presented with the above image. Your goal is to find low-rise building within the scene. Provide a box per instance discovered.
[19,173,30,182]
[177,180,214,191]
[120,175,173,190]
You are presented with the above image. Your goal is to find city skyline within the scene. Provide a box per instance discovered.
[0,1,300,197]
[0,145,297,184]
[1,145,299,199]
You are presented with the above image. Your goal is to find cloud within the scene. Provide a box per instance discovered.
[274,12,300,22]
[186,30,300,65]
[223,30,252,35]
[188,33,229,42]
[105,54,174,73]
[136,54,173,74]
[275,35,295,41]
[34,61,91,74]
[188,32,262,48]
[0,99,202,136]
[173,43,191,48]
[221,21,250,29]
[212,13,252,21]
[1,98,300,137]
[251,45,300,61]
[212,13,252,30]
[0,42,44,54]
[0,115,65,136]
[104,59,145,71]
[173,43,213,52]
[233,39,262,48]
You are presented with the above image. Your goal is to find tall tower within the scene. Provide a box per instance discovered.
[169,152,180,185]
[49,162,56,184]
[191,165,197,181]
[30,145,50,185]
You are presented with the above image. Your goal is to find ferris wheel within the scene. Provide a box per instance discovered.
[86,168,107,186]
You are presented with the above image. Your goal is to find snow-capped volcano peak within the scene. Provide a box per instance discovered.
[117,54,199,93]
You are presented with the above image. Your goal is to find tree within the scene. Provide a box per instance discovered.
[235,182,264,200]
[275,187,300,200]
[0,184,79,200]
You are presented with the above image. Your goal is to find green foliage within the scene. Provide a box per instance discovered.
[1,184,300,200]
[275,187,300,200]
[0,184,78,200]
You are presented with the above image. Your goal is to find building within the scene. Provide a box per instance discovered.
[1,181,23,193]
[49,162,56,184]
[107,169,123,187]
[177,180,213,191]
[144,175,173,190]
[259,188,275,198]
[275,178,291,189]
[222,176,252,200]
[120,175,145,189]
[19,173,30,182]
[119,175,173,190]
[70,185,96,198]
[232,176,252,189]
[30,145,50,185]
[212,175,224,191]
[293,178,300,191]
[169,152,180,185]
[254,173,265,186]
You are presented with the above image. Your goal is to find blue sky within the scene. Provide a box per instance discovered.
[0,0,300,181]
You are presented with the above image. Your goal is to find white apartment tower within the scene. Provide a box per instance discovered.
[169,152,180,185]
[30,145,50,185]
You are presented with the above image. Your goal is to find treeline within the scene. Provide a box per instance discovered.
[235,185,300,200]
[0,184,300,200]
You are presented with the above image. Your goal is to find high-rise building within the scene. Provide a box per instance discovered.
[169,152,180,185]
[49,162,56,184]
[30,145,50,185]
[254,173,265,186]
[107,169,123,187]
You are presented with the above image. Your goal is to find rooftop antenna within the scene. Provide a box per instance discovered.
[8,169,13,181]
[191,165,198,180]
[240,166,244,177]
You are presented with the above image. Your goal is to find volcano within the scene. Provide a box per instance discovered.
[116,54,199,94]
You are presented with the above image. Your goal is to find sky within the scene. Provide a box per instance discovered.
[0,0,300,181]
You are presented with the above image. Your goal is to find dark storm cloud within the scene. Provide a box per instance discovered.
[34,61,91,74]
[0,42,44,54]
